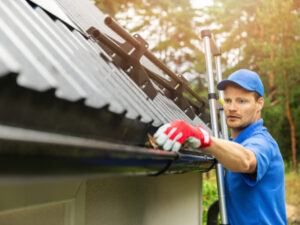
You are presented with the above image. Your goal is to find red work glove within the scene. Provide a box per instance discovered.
[154,120,211,152]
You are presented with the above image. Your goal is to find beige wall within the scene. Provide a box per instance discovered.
[0,203,66,225]
[0,172,203,225]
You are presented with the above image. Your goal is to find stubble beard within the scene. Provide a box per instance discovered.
[227,113,260,133]
[230,125,247,133]
[227,121,251,134]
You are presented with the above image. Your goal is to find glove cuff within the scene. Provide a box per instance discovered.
[194,126,211,148]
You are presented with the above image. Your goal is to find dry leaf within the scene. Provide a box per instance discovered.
[145,133,159,149]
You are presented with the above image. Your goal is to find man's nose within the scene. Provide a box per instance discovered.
[227,102,237,111]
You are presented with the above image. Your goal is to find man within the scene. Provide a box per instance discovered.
[154,69,287,225]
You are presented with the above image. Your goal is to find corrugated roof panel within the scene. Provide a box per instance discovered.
[193,116,211,131]
[54,0,185,85]
[150,81,190,123]
[106,70,181,126]
[31,6,125,114]
[163,97,192,122]
[112,70,167,126]
[12,0,89,101]
[51,0,209,125]
[64,27,166,125]
[54,0,123,41]
[100,65,171,126]
[0,61,9,79]
[28,1,153,121]
[29,0,79,30]
[11,0,126,113]
[102,68,154,124]
[0,0,210,136]
[0,16,56,91]
[0,43,20,77]
[14,1,107,105]
[31,4,156,121]
[151,95,175,122]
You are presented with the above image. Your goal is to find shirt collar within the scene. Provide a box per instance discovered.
[231,119,264,143]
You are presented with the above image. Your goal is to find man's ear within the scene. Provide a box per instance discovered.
[257,97,264,111]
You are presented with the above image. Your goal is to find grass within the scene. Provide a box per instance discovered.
[202,173,218,225]
[285,170,300,205]
[285,167,300,225]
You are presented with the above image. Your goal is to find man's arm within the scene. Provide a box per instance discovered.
[205,137,257,173]
[154,120,257,174]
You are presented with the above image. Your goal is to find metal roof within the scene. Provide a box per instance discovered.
[0,0,209,128]
[0,0,214,176]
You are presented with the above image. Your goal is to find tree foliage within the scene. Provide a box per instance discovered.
[207,0,300,172]
[95,0,300,170]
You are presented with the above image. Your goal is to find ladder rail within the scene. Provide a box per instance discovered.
[201,29,229,225]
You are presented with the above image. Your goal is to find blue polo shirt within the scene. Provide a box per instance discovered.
[225,119,287,225]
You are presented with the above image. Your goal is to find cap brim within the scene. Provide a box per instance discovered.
[216,80,237,90]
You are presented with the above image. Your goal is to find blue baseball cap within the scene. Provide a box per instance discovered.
[216,69,264,97]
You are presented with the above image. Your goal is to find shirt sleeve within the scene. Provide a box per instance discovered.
[241,134,274,186]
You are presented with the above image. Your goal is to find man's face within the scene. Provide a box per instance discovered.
[223,84,264,132]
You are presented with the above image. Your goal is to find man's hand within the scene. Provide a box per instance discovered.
[154,120,211,152]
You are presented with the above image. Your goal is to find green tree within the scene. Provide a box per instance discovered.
[255,0,300,173]
[204,0,300,172]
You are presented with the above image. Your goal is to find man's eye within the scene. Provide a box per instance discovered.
[239,99,245,103]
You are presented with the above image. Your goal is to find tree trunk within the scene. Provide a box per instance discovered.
[281,0,298,173]
[284,71,298,173]
[269,1,276,102]
[269,34,275,102]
